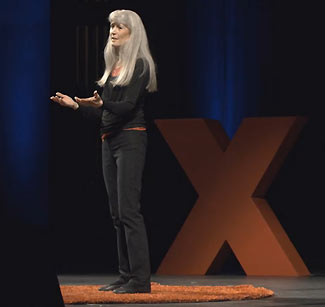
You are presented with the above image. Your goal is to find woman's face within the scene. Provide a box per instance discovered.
[110,22,130,47]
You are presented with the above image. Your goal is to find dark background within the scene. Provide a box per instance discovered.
[1,1,324,292]
[49,0,325,275]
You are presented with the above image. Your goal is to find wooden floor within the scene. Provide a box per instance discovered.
[58,274,325,306]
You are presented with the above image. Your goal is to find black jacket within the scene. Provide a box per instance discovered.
[77,58,150,135]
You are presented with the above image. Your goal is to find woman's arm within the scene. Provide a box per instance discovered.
[103,59,149,115]
[50,92,79,109]
[51,91,103,121]
[75,91,103,108]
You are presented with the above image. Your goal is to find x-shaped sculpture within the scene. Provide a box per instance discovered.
[155,117,309,276]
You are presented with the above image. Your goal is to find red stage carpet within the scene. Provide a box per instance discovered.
[61,282,274,304]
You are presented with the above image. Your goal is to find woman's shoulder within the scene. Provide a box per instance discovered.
[134,58,149,77]
[135,57,146,66]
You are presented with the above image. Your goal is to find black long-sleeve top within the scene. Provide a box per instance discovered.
[76,58,150,135]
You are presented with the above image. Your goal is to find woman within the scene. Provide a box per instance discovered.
[51,9,157,294]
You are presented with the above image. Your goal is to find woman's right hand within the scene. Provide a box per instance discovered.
[74,91,103,108]
[50,92,79,110]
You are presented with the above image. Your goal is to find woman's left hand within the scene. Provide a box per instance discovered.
[74,91,103,108]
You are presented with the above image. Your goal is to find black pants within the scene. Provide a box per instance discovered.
[102,130,150,285]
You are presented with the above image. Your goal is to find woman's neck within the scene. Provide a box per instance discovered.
[112,63,122,77]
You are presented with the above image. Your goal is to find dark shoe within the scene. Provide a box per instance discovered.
[113,282,151,294]
[98,278,129,291]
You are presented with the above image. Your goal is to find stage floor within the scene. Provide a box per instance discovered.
[58,274,325,306]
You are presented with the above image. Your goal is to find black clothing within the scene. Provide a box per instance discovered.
[102,130,150,284]
[76,58,151,286]
[101,58,149,135]
[76,58,149,136]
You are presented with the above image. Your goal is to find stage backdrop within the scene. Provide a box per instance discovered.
[0,0,64,305]
[48,0,325,275]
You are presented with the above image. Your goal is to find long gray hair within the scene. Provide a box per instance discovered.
[97,9,157,92]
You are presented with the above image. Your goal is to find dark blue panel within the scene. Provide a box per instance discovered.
[0,0,50,225]
[187,0,272,137]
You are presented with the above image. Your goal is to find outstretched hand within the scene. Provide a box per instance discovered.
[50,92,79,110]
[74,91,103,108]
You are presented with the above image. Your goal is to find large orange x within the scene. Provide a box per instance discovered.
[155,117,309,276]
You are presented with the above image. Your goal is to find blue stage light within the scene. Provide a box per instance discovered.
[0,0,50,225]
[187,0,271,137]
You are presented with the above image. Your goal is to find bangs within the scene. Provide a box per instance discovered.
[109,10,131,29]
